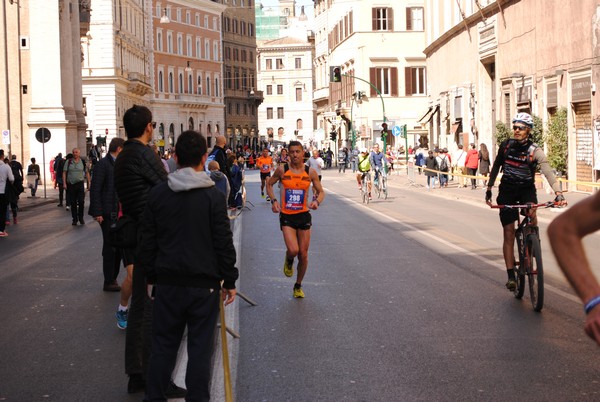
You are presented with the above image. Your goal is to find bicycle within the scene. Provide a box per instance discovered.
[360,171,371,204]
[373,168,388,199]
[490,201,557,312]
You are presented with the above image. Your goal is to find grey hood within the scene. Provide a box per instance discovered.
[209,170,226,182]
[167,167,215,192]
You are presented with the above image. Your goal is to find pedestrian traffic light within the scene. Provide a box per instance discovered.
[381,122,388,141]
[330,66,342,83]
[330,131,337,141]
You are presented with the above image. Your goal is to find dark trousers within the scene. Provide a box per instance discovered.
[467,167,477,187]
[144,286,219,402]
[100,217,122,284]
[68,181,85,221]
[125,263,153,379]
[57,182,64,205]
[0,193,8,232]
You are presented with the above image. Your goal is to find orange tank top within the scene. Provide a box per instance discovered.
[280,164,311,214]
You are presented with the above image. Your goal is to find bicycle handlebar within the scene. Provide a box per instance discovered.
[489,201,558,209]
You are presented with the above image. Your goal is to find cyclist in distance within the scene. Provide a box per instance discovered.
[369,143,386,186]
[485,112,566,291]
[356,148,372,199]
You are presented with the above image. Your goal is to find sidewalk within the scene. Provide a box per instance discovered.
[16,184,61,212]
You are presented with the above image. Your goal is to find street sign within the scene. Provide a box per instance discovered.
[2,130,9,145]
[392,125,402,137]
[35,127,51,143]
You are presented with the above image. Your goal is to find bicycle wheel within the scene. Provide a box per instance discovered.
[514,232,526,299]
[375,176,381,199]
[527,235,544,312]
[382,176,388,199]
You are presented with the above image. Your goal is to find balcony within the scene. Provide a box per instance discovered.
[248,89,264,107]
[126,72,152,96]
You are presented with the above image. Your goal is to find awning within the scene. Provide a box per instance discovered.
[450,122,461,135]
[418,106,434,123]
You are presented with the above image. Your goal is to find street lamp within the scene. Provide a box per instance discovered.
[160,8,170,24]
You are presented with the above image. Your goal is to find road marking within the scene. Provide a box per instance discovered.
[325,187,580,304]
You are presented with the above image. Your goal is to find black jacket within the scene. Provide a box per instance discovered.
[138,169,238,289]
[88,154,117,218]
[114,140,167,220]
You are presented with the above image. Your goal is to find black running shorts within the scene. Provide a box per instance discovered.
[279,211,312,231]
[496,183,537,226]
[260,172,271,180]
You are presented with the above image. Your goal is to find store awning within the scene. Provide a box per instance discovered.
[418,106,434,123]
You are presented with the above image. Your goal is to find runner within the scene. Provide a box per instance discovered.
[266,141,325,298]
[256,147,274,201]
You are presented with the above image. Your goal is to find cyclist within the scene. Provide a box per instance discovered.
[485,112,566,291]
[355,148,372,199]
[369,143,386,186]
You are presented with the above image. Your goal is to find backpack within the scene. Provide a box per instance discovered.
[502,140,538,169]
[439,155,448,172]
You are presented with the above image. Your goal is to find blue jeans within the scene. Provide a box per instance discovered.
[427,176,437,188]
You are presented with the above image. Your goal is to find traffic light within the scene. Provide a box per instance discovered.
[381,122,388,141]
[96,135,106,146]
[330,66,342,82]
[330,131,337,141]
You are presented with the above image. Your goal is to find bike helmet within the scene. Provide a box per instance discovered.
[512,112,534,128]
[360,147,368,153]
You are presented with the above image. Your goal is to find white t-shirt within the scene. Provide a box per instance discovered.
[306,156,324,175]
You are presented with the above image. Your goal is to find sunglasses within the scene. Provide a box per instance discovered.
[512,125,527,131]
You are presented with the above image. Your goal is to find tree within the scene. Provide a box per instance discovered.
[494,114,543,146]
[495,121,511,146]
[543,107,568,175]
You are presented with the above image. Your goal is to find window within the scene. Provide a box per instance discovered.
[266,59,272,70]
[213,42,219,61]
[244,104,247,115]
[157,32,163,52]
[187,37,192,56]
[277,107,284,119]
[197,75,203,94]
[206,76,211,95]
[372,8,394,31]
[158,71,163,92]
[406,7,424,31]
[266,85,272,95]
[241,21,246,35]
[369,67,399,96]
[177,35,182,55]
[213,17,218,31]
[228,103,232,115]
[277,85,283,95]
[186,11,191,24]
[233,19,238,34]
[276,58,284,69]
[179,73,183,93]
[169,72,174,92]
[405,66,426,95]
[236,103,240,115]
[177,9,181,22]
[296,87,302,101]
[188,74,193,94]
[241,50,247,62]
[167,33,173,53]
[196,38,201,58]
[295,57,301,69]
[204,16,209,28]
[205,40,210,59]
[215,78,219,96]
[195,14,200,27]
[267,107,273,119]
[249,23,254,37]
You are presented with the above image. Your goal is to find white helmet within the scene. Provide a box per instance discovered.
[360,147,368,153]
[512,112,534,128]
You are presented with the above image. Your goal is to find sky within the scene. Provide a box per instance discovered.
[257,0,315,19]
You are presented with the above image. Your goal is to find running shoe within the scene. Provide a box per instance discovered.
[293,285,305,298]
[266,196,271,202]
[261,192,265,198]
[283,256,294,277]
[505,280,517,291]
[368,193,372,200]
[116,309,128,329]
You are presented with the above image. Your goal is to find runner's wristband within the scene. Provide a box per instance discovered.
[270,198,277,204]
[584,295,600,314]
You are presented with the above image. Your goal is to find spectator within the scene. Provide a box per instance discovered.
[0,149,14,237]
[139,130,238,401]
[63,148,91,225]
[26,157,40,197]
[452,145,467,187]
[436,148,450,188]
[89,137,125,292]
[8,155,23,224]
[478,143,491,187]
[207,160,230,203]
[53,153,65,207]
[229,154,244,208]
[424,150,439,190]
[465,143,479,189]
[306,149,324,181]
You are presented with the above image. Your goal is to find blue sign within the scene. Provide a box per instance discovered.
[392,125,402,137]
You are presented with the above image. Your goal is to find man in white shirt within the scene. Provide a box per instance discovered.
[0,149,15,237]
[306,149,324,181]
[452,144,467,187]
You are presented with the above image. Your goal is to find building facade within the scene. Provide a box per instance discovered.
[218,0,261,150]
[257,35,315,147]
[0,0,87,181]
[424,0,600,192]
[153,0,226,151]
[313,0,428,154]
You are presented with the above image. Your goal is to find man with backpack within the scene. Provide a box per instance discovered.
[63,148,91,225]
[485,112,567,292]
[436,148,450,187]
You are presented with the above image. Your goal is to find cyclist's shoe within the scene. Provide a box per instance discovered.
[505,279,517,291]
[293,285,305,298]
[283,256,294,277]
[116,309,128,329]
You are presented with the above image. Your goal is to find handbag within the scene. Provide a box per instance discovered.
[108,215,137,248]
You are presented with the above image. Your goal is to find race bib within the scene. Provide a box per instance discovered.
[262,164,270,171]
[284,189,305,211]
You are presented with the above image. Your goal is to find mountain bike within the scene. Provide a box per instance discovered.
[490,201,557,312]
[360,171,371,204]
[373,168,388,199]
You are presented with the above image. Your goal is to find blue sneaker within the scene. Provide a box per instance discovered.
[116,309,128,329]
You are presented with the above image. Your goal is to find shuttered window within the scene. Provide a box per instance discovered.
[372,8,394,31]
[369,67,398,96]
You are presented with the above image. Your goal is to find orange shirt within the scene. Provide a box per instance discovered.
[280,165,311,214]
[256,156,273,173]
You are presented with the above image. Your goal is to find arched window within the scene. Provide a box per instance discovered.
[188,117,194,130]
[188,75,193,94]
[215,78,219,97]
[169,72,174,92]
[197,75,203,95]
[178,73,183,93]
[297,119,303,130]
[158,71,163,92]
[206,77,211,96]
[169,123,175,147]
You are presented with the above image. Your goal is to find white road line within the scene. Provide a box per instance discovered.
[325,187,580,304]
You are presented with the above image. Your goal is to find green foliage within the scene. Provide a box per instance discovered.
[543,107,568,175]
[495,121,511,145]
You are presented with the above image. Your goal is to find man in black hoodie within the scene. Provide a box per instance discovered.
[139,130,238,401]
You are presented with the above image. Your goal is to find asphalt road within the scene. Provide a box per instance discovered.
[1,169,600,401]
